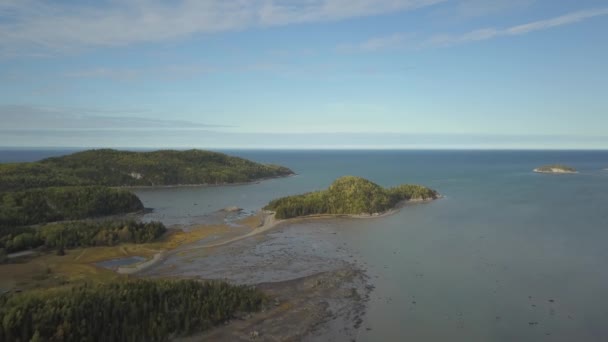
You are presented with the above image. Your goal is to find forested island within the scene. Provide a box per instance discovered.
[0,279,264,341]
[533,164,578,174]
[0,149,295,192]
[264,176,439,219]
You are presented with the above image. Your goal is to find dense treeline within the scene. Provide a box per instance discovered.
[265,176,439,219]
[0,186,143,227]
[0,279,265,341]
[0,149,294,192]
[0,220,166,254]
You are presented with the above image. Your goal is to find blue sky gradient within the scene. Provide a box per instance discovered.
[1,0,607,148]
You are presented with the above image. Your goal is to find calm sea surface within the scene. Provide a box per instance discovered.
[3,149,608,341]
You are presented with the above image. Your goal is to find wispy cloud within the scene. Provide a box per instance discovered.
[64,65,217,82]
[0,105,230,130]
[427,7,608,47]
[0,0,445,57]
[506,8,608,35]
[64,68,143,82]
[337,33,412,53]
[338,7,608,52]
[2,129,607,149]
[449,0,537,19]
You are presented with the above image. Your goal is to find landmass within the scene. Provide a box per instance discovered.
[0,149,295,192]
[533,164,578,174]
[264,175,439,219]
[0,175,437,341]
[0,186,144,227]
[0,279,264,341]
[0,213,270,341]
[0,220,166,255]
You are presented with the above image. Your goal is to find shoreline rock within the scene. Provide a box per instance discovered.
[533,165,578,174]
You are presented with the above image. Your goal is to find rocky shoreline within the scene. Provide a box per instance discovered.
[533,165,578,174]
[533,168,578,174]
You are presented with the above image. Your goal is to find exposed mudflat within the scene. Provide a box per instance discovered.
[142,219,372,341]
[177,268,371,342]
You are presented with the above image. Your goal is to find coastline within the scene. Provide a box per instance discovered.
[121,196,440,275]
[116,173,297,190]
[117,251,166,275]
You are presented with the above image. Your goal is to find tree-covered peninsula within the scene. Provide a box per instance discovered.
[0,186,144,227]
[533,164,578,174]
[264,176,439,219]
[0,149,295,192]
[0,219,166,254]
[0,279,264,341]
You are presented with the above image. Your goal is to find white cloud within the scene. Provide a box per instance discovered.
[336,7,608,53]
[452,0,536,18]
[337,33,411,52]
[64,64,216,81]
[65,68,143,81]
[0,0,445,56]
[505,8,608,35]
[0,105,230,130]
[427,7,608,47]
[426,28,498,46]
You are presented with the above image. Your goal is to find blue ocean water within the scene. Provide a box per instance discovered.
[3,149,608,341]
[0,148,82,163]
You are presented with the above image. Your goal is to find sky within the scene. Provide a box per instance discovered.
[0,0,607,149]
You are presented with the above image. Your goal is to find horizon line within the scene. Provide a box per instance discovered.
[2,146,608,152]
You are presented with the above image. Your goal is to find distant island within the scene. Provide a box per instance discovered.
[533,164,578,174]
[264,176,439,219]
[0,149,295,192]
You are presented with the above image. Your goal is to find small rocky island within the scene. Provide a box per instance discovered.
[264,176,439,219]
[533,164,578,174]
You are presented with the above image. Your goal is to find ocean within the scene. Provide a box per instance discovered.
[3,149,608,341]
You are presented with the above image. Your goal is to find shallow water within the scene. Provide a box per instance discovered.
[144,220,354,284]
[5,149,608,341]
[96,256,146,269]
[135,150,608,341]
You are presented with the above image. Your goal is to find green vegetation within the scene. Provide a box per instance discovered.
[0,149,294,192]
[0,279,264,341]
[264,176,439,219]
[0,220,166,254]
[534,164,578,173]
[0,186,143,227]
